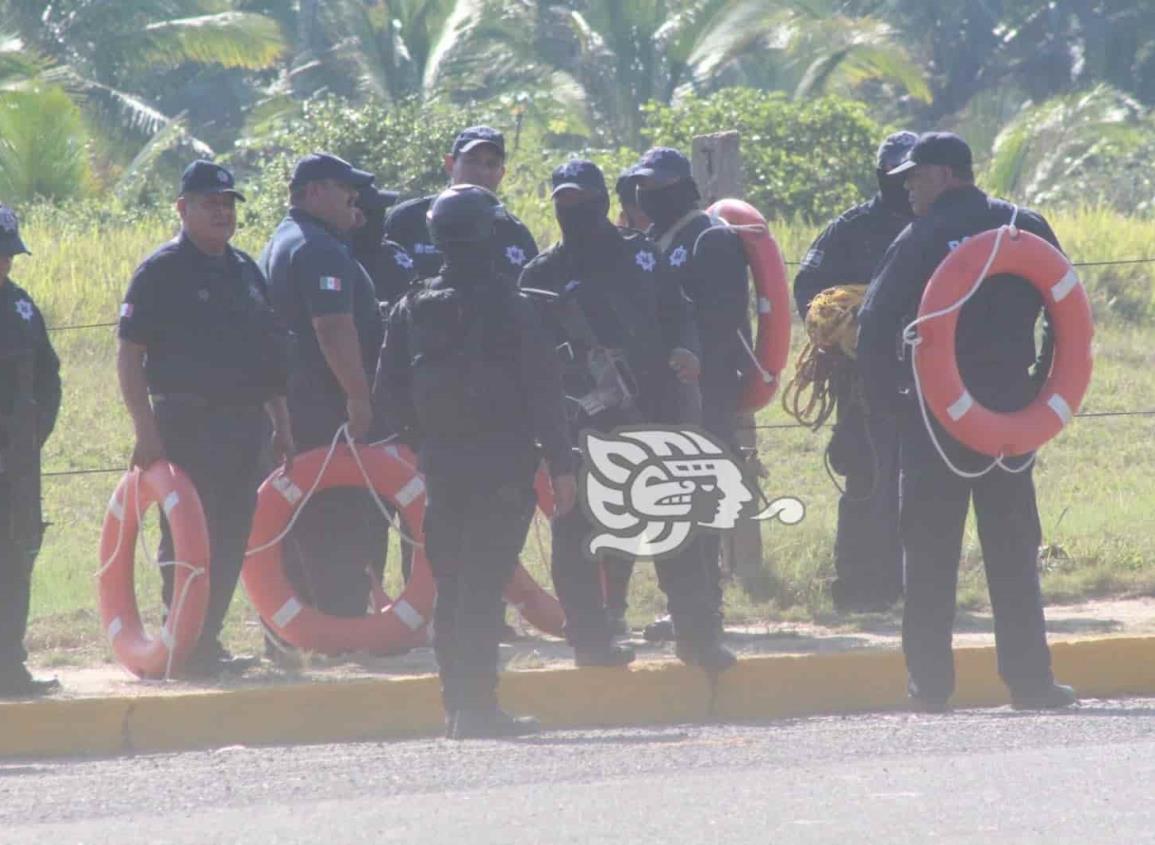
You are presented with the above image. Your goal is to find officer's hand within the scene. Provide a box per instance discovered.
[669,348,701,383]
[131,426,166,471]
[551,473,578,518]
[346,395,373,442]
[271,426,296,473]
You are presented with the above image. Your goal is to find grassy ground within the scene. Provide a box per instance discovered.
[14,205,1155,666]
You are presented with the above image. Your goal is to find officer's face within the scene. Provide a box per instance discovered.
[178,192,237,247]
[307,179,360,233]
[445,145,505,193]
[905,164,951,217]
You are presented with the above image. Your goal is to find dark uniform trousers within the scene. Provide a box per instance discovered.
[154,398,267,648]
[829,372,903,608]
[899,407,1052,700]
[424,472,536,712]
[282,394,386,618]
[0,477,34,670]
[551,457,717,650]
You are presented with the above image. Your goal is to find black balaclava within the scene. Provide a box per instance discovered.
[351,207,386,260]
[557,193,611,248]
[441,240,493,280]
[877,168,913,216]
[638,178,700,232]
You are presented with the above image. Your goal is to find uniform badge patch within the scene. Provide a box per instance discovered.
[394,251,414,270]
[320,276,342,292]
[635,250,656,272]
[15,299,34,321]
[197,289,210,302]
[119,303,134,319]
[0,207,17,233]
[669,245,688,268]
[802,248,824,269]
[505,245,527,267]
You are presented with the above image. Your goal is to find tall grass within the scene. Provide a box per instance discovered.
[12,204,1155,662]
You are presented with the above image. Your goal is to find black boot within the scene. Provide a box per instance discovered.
[642,616,675,643]
[450,708,541,740]
[574,642,636,668]
[1011,682,1077,711]
[0,665,60,699]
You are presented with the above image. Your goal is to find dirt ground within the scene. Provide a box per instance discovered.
[29,596,1155,701]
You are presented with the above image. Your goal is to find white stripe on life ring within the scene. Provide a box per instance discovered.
[108,493,124,522]
[272,474,303,505]
[162,490,180,516]
[758,296,772,315]
[1051,268,1079,303]
[947,391,974,421]
[393,599,424,631]
[1047,393,1073,425]
[107,616,123,641]
[272,596,303,629]
[395,476,425,507]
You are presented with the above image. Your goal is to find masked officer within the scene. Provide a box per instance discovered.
[118,162,294,678]
[793,131,917,613]
[383,126,538,282]
[260,153,384,619]
[374,185,577,739]
[0,206,61,697]
[858,132,1075,712]
[615,170,651,232]
[520,160,735,672]
[633,147,751,642]
[351,185,417,307]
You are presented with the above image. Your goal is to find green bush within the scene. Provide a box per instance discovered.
[642,89,884,223]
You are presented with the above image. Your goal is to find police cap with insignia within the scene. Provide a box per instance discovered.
[290,153,375,189]
[888,132,973,175]
[179,160,246,201]
[451,126,506,159]
[631,147,693,187]
[0,204,30,256]
[550,159,607,198]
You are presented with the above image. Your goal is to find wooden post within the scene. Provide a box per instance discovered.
[690,131,743,207]
[690,131,772,596]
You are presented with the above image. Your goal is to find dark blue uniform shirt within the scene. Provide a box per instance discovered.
[793,195,912,317]
[260,208,383,411]
[354,237,418,307]
[0,280,60,448]
[858,185,1060,417]
[518,223,699,428]
[118,232,285,405]
[383,195,539,282]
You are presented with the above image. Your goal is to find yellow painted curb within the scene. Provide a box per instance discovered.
[3,635,1155,760]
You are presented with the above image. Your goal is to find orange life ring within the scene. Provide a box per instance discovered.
[706,199,792,412]
[913,227,1094,457]
[98,463,211,679]
[242,443,435,656]
[503,465,565,638]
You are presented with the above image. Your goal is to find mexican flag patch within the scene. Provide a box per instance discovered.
[319,276,342,292]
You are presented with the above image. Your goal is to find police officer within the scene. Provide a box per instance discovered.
[118,162,294,677]
[858,132,1076,712]
[633,147,751,641]
[374,185,576,739]
[520,160,735,672]
[383,126,538,282]
[351,185,417,306]
[0,206,61,697]
[260,153,384,619]
[615,170,651,232]
[793,130,918,613]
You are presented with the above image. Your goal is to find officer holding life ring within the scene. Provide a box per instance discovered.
[117,162,294,678]
[0,205,62,697]
[857,132,1076,712]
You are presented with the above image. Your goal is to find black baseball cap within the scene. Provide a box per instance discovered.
[179,160,245,201]
[290,153,374,189]
[888,132,973,175]
[0,205,29,256]
[356,185,400,212]
[550,159,607,198]
[876,131,919,172]
[632,147,692,186]
[451,126,505,159]
[615,170,639,205]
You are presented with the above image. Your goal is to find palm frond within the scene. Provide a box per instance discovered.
[135,12,287,70]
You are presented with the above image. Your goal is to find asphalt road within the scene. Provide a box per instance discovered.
[3,698,1154,844]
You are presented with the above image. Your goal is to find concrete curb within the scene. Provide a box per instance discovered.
[4,635,1155,759]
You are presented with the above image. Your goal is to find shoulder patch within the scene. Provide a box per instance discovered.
[394,250,414,269]
[801,248,824,270]
[504,244,528,267]
[635,250,656,273]
[14,299,35,321]
[669,244,688,268]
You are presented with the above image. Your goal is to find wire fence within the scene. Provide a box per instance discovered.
[34,254,1155,479]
